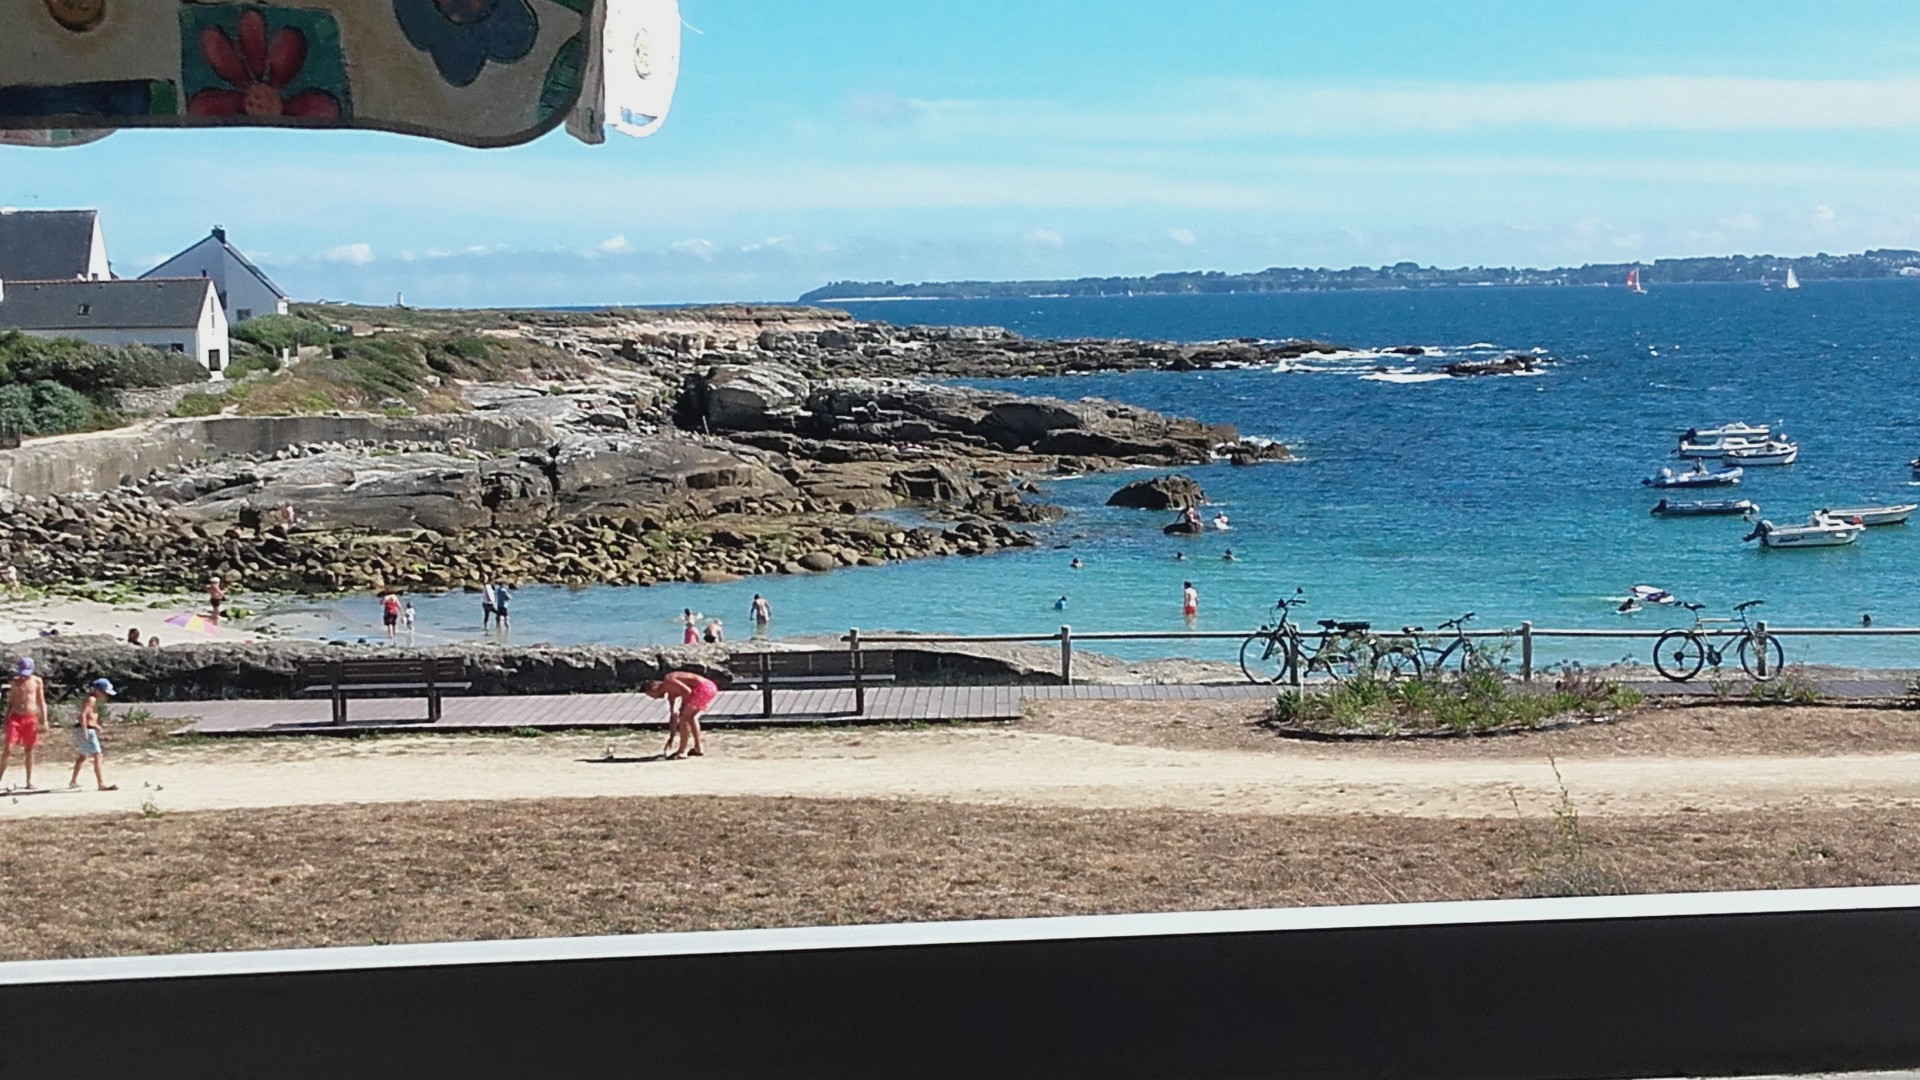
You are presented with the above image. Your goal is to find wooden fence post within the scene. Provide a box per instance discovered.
[1754,621,1769,679]
[850,628,865,715]
[1521,622,1534,684]
[1060,625,1073,686]
[1287,633,1304,691]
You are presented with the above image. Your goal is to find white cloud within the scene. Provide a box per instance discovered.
[1718,213,1763,231]
[844,90,921,127]
[915,76,1920,141]
[1168,228,1197,245]
[740,235,793,253]
[1024,228,1066,248]
[1814,204,1838,221]
[324,242,375,265]
[670,238,717,259]
[599,234,632,253]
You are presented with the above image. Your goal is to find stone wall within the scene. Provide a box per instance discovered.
[2,637,1066,703]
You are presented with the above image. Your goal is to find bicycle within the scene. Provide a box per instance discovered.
[1369,612,1495,680]
[1238,589,1376,684]
[1652,599,1783,682]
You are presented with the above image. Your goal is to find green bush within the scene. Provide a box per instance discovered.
[232,314,334,352]
[1270,669,1641,736]
[0,331,207,391]
[170,391,228,418]
[0,380,103,435]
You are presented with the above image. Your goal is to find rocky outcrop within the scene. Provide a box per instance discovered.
[1107,475,1207,510]
[1441,354,1543,377]
[689,368,1233,468]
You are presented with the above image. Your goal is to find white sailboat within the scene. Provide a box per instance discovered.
[1626,268,1647,294]
[1784,267,1801,290]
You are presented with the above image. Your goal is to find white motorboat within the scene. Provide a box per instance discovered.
[1682,423,1771,443]
[1820,504,1918,526]
[1644,463,1744,489]
[1744,516,1863,548]
[1723,441,1799,466]
[1678,436,1771,458]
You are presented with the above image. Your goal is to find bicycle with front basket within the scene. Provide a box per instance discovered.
[1239,589,1382,685]
[1652,599,1783,682]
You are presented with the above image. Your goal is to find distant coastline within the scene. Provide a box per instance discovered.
[799,248,1920,303]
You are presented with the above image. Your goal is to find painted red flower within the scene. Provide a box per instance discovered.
[188,9,340,118]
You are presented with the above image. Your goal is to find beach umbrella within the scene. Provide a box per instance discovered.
[163,613,219,636]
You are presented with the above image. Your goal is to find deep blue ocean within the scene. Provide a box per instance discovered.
[318,281,1920,668]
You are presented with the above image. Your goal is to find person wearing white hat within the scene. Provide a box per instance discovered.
[0,657,46,790]
[68,678,117,792]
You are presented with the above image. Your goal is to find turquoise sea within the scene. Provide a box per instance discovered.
[314,281,1920,669]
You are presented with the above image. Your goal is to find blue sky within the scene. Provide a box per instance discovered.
[7,1,1920,305]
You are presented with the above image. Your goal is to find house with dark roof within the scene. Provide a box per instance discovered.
[0,278,230,379]
[142,226,289,325]
[0,209,110,281]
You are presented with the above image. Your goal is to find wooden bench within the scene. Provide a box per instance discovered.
[728,650,896,718]
[295,657,471,725]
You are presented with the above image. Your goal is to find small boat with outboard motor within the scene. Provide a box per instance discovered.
[1650,498,1758,517]
[1644,463,1744,489]
[1744,514,1863,549]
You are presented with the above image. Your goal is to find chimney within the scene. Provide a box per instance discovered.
[212,225,227,243]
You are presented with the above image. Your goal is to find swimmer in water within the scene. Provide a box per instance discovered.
[1173,551,1187,561]
[1054,596,1068,610]
[1070,557,1083,569]
[1213,513,1231,531]
[1617,598,1641,614]
[1221,548,1236,562]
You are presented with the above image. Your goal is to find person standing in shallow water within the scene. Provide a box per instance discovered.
[683,608,699,645]
[1182,581,1199,625]
[751,594,771,637]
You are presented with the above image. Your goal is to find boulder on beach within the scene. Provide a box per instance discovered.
[1107,475,1206,510]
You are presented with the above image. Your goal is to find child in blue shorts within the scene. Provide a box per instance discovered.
[68,678,117,792]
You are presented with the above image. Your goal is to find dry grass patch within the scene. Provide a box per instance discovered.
[4,797,1920,961]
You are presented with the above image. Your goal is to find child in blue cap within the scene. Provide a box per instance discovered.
[68,678,117,792]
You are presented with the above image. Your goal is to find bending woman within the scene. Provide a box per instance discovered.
[645,669,717,759]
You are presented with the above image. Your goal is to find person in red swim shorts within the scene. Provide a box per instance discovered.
[644,670,717,760]
[0,657,48,790]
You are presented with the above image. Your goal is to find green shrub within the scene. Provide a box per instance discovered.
[0,380,103,435]
[170,391,228,418]
[0,331,207,391]
[1270,669,1639,736]
[232,314,334,352]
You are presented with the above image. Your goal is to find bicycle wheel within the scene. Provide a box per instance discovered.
[1653,630,1708,682]
[1311,636,1362,683]
[1239,633,1286,684]
[1738,633,1786,681]
[1370,646,1423,681]
[1457,643,1499,676]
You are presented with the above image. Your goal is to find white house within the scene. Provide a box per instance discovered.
[0,277,230,379]
[142,226,289,325]
[0,209,110,281]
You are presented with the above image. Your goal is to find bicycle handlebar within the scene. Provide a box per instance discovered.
[1735,599,1765,611]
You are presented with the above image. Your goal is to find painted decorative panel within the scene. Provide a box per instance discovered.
[0,0,599,147]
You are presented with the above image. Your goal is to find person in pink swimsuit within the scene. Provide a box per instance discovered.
[645,670,716,760]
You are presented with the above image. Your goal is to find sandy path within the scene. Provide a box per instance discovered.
[7,728,1920,820]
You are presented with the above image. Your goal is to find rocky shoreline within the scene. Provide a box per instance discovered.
[0,305,1314,597]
